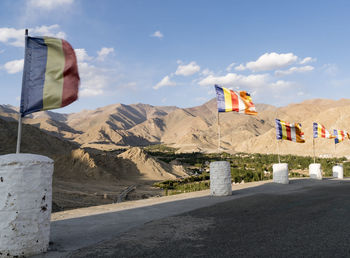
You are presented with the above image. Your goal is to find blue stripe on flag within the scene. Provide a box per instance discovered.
[20,37,48,116]
[275,119,282,140]
[313,122,318,138]
[334,129,340,144]
[215,85,226,112]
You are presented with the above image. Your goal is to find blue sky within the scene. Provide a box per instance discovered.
[0,0,350,113]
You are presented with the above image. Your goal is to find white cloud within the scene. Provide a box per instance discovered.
[97,47,114,61]
[175,61,200,76]
[74,48,92,62]
[275,65,314,76]
[238,52,298,72]
[0,25,66,47]
[300,57,316,64]
[151,30,163,39]
[198,72,270,88]
[270,80,293,89]
[234,64,246,71]
[201,68,214,76]
[226,62,236,72]
[78,62,110,97]
[154,75,176,90]
[322,63,339,76]
[76,48,117,97]
[80,88,104,97]
[28,0,74,10]
[3,59,24,74]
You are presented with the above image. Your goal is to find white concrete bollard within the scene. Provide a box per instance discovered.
[210,161,232,196]
[273,163,289,184]
[309,163,322,180]
[0,154,54,257]
[333,165,344,179]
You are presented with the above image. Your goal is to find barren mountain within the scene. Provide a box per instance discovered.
[237,101,350,158]
[117,147,188,181]
[2,98,350,157]
[0,118,189,211]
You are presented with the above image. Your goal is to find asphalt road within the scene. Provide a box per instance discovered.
[69,180,350,258]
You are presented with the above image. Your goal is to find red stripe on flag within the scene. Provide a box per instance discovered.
[286,122,292,141]
[230,90,239,112]
[321,126,325,138]
[61,39,80,107]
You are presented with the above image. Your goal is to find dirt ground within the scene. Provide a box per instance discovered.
[52,179,164,212]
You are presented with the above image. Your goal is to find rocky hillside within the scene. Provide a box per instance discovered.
[0,118,189,211]
[2,98,350,157]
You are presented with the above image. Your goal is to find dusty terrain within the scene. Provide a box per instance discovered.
[3,98,350,156]
[2,98,350,211]
[0,119,189,211]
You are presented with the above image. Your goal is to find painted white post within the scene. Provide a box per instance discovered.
[0,154,54,257]
[333,164,344,179]
[273,163,289,184]
[210,161,232,196]
[309,163,322,180]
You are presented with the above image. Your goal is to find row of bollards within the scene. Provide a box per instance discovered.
[273,163,344,184]
[209,161,346,199]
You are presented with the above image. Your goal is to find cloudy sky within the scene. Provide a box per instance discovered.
[0,0,349,113]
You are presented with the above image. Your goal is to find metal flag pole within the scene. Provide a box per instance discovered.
[277,140,281,163]
[16,29,28,154]
[217,111,221,152]
[275,110,281,163]
[312,137,316,163]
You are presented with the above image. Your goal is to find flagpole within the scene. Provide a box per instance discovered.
[312,137,316,163]
[277,140,281,163]
[16,29,28,154]
[217,111,221,152]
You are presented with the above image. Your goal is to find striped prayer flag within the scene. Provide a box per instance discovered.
[313,123,334,139]
[20,36,80,117]
[275,119,305,143]
[333,129,347,144]
[214,85,257,115]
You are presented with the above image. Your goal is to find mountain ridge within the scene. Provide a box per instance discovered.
[2,98,350,156]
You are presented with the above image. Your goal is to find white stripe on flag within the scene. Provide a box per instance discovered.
[237,96,245,113]
[291,124,296,142]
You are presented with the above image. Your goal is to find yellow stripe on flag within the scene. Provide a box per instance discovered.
[281,122,287,140]
[317,125,322,137]
[223,87,233,112]
[43,37,65,110]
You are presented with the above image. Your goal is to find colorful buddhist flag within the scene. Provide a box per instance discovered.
[275,119,305,143]
[214,85,257,115]
[20,36,80,117]
[333,129,347,144]
[313,123,334,139]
